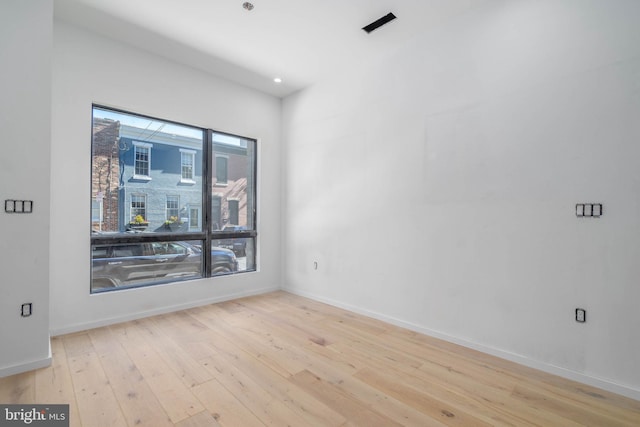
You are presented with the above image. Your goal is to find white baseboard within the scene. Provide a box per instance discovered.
[0,338,52,378]
[50,285,280,336]
[284,287,640,402]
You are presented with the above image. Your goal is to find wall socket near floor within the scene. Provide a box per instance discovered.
[575,308,586,323]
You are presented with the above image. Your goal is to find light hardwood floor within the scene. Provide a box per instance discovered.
[1,291,639,426]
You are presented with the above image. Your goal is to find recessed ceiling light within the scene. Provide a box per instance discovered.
[273,77,282,84]
[242,2,254,11]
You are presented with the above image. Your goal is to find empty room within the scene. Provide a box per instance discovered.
[1,0,639,426]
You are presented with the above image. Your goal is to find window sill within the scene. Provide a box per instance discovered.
[180,179,196,185]
[214,183,228,187]
[132,175,152,182]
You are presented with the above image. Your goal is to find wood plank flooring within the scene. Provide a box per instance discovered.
[1,291,638,426]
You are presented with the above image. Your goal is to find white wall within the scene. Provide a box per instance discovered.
[0,1,52,376]
[283,0,640,399]
[50,21,282,334]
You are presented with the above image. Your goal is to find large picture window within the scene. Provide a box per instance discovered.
[91,106,257,293]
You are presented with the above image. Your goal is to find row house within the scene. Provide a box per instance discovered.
[92,121,252,233]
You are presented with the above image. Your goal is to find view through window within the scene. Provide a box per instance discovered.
[91,106,257,292]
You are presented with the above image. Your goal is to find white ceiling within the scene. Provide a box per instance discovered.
[54,0,486,97]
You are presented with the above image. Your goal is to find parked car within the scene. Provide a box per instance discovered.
[214,225,247,256]
[92,241,238,291]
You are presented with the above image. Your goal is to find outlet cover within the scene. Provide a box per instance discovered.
[21,303,32,317]
[575,308,586,323]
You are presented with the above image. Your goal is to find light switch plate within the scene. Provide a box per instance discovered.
[21,303,32,317]
[576,203,602,218]
[5,199,33,213]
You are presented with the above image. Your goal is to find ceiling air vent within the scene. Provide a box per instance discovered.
[362,12,397,33]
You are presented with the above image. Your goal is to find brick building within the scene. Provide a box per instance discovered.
[91,118,120,231]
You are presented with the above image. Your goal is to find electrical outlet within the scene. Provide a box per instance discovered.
[575,308,586,323]
[21,303,32,317]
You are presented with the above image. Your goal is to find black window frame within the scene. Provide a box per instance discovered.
[90,105,258,292]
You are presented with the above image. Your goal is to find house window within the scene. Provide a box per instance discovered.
[166,195,179,221]
[91,199,103,231]
[130,194,146,222]
[180,149,196,183]
[215,155,228,185]
[211,195,222,230]
[133,142,152,179]
[90,106,256,293]
[228,199,239,225]
[189,206,200,230]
